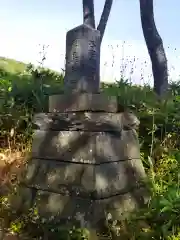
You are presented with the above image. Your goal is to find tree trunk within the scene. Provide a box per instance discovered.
[82,0,113,43]
[139,0,168,97]
[83,0,96,28]
[97,0,113,43]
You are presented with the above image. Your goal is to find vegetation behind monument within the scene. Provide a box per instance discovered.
[0,56,180,239]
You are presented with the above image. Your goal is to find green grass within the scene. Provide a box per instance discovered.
[1,57,180,239]
[0,56,28,74]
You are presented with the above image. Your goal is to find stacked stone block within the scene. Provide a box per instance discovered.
[16,92,148,231]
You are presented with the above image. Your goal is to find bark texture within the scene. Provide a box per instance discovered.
[97,0,113,43]
[139,0,168,97]
[82,0,113,44]
[83,0,96,28]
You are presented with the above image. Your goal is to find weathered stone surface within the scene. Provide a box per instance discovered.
[95,130,140,162]
[27,187,148,224]
[22,157,146,199]
[49,93,118,112]
[64,24,100,92]
[33,111,139,132]
[32,129,140,163]
[22,158,95,197]
[32,130,96,163]
[34,190,95,227]
[94,159,147,199]
[94,187,149,222]
[33,112,122,132]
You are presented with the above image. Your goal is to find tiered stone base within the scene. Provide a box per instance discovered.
[12,93,149,237]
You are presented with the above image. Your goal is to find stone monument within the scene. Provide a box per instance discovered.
[63,24,100,92]
[11,2,149,239]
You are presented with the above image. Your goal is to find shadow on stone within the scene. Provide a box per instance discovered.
[10,102,150,240]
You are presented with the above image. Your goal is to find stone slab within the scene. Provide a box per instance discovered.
[33,112,122,132]
[96,130,140,162]
[31,130,96,163]
[26,187,149,223]
[9,186,149,239]
[93,187,150,222]
[22,158,146,199]
[94,159,146,199]
[22,158,95,198]
[32,129,140,163]
[33,111,140,132]
[49,93,118,112]
[34,190,95,227]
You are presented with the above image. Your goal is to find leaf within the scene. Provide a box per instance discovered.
[159,198,172,207]
[160,206,172,213]
[8,86,12,92]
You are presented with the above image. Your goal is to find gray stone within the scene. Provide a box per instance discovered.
[94,159,146,199]
[94,187,149,222]
[31,130,96,163]
[33,112,123,132]
[22,157,147,201]
[33,110,139,132]
[64,24,100,92]
[20,106,148,227]
[22,158,95,198]
[95,129,141,162]
[25,187,149,226]
[34,190,95,227]
[15,109,149,238]
[49,93,118,112]
[31,128,141,163]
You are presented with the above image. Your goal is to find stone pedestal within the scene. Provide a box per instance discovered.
[13,92,149,238]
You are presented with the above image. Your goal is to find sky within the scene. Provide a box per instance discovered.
[0,0,180,85]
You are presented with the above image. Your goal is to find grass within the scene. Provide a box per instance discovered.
[0,57,27,74]
[1,56,180,239]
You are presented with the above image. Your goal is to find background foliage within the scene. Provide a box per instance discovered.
[1,57,180,239]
